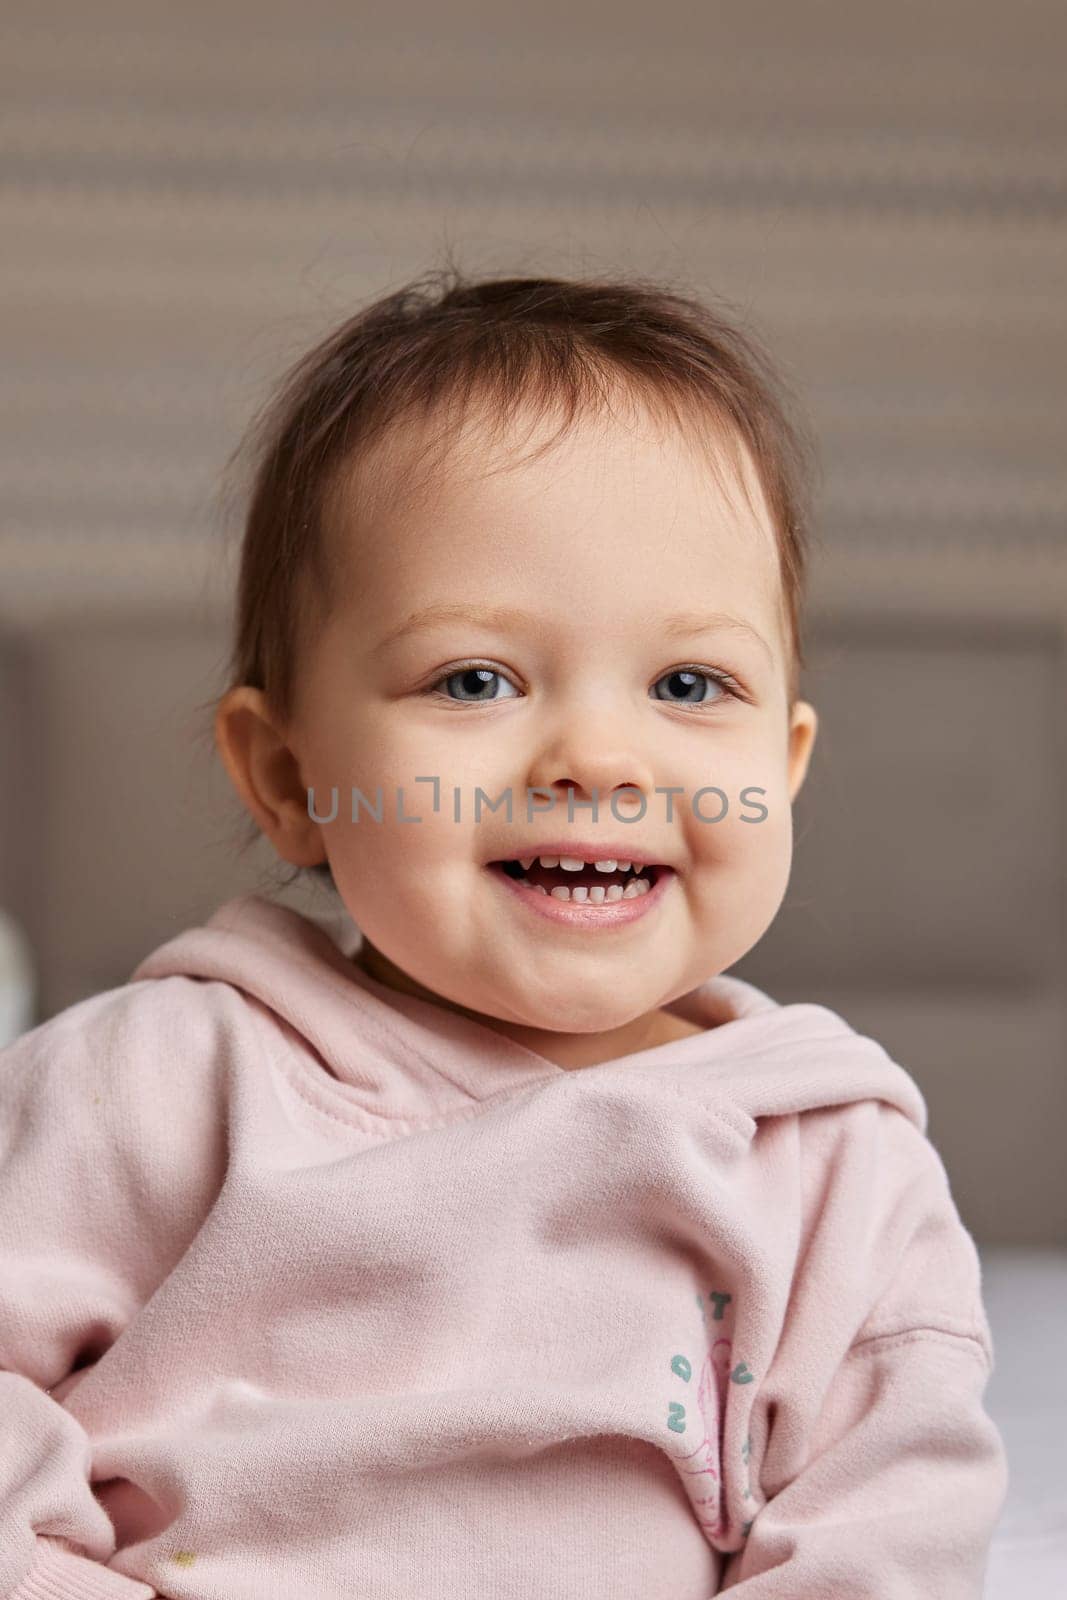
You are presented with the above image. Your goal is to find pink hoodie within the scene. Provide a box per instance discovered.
[0,892,1008,1598]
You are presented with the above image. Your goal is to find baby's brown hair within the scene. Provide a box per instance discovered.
[212,261,822,889]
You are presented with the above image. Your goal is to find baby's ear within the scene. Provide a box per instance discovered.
[213,686,327,869]
[787,700,818,801]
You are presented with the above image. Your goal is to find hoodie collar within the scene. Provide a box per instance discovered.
[131,893,927,1131]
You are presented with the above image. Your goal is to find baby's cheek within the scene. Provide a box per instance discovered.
[733,814,795,928]
[685,771,792,869]
[680,796,794,965]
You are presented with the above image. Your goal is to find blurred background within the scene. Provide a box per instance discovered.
[1,2,1065,1579]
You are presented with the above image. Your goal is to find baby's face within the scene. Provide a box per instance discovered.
[285,400,817,1038]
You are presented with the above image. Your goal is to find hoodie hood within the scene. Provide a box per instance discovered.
[131,892,927,1133]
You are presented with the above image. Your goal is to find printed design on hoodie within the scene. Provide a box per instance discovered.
[664,1287,757,1540]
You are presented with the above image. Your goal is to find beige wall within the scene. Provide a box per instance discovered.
[1,3,1065,1246]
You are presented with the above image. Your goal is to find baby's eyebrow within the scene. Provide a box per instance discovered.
[377,602,536,649]
[659,610,772,661]
[377,602,771,661]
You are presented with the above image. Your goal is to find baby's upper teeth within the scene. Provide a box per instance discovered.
[511,854,644,873]
[561,856,641,872]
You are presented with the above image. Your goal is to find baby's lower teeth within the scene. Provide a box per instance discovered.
[519,877,651,902]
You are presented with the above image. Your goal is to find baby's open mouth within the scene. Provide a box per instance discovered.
[489,855,665,903]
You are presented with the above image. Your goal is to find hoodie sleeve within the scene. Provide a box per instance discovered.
[0,979,229,1599]
[718,1107,1010,1598]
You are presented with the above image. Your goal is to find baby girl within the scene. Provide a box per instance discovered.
[0,268,1008,1597]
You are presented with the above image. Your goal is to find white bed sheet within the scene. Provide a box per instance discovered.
[980,1248,1067,1597]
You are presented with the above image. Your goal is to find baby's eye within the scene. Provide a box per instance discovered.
[433,665,520,703]
[428,664,741,706]
[651,668,738,707]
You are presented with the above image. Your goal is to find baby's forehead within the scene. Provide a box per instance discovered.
[324,402,785,655]
[322,425,786,691]
[332,396,775,552]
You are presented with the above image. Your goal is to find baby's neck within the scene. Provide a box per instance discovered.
[487,1006,704,1070]
[351,944,703,1070]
